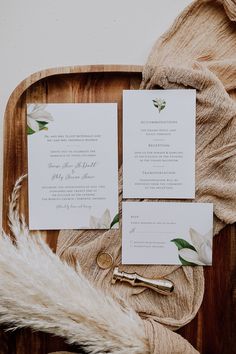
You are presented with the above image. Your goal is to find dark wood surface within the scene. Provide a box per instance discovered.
[1,65,236,354]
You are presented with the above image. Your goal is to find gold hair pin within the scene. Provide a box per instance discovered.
[111,267,174,296]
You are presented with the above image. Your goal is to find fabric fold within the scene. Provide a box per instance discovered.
[143,319,199,354]
[219,0,236,21]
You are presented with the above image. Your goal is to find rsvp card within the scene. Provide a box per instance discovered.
[27,103,119,230]
[122,202,213,265]
[123,90,196,199]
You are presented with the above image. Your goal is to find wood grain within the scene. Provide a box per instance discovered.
[2,65,236,354]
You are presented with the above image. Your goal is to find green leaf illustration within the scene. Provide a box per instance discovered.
[110,213,119,228]
[27,121,49,135]
[37,120,49,129]
[152,98,166,113]
[171,238,196,252]
[27,126,35,135]
[179,255,197,266]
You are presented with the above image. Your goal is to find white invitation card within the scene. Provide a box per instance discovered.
[123,90,196,198]
[122,202,213,265]
[27,103,119,230]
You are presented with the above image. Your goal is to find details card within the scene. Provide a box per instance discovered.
[27,103,119,230]
[122,202,213,265]
[123,90,196,198]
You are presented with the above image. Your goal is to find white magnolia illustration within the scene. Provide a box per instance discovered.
[27,104,53,134]
[89,209,111,229]
[171,228,212,266]
[89,209,119,229]
[152,98,166,113]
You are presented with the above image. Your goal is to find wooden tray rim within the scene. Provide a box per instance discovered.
[4,64,143,117]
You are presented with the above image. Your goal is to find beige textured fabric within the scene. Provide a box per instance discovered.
[55,0,236,353]
[142,0,236,235]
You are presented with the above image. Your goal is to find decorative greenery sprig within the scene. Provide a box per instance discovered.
[152,98,166,113]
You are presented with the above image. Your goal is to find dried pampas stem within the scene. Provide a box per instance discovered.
[8,174,28,239]
[0,176,149,354]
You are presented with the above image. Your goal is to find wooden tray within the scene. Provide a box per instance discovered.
[2,65,235,353]
[2,65,142,248]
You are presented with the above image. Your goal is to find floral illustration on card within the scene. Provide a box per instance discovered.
[27,104,53,135]
[129,227,136,234]
[152,98,166,113]
[171,228,212,266]
[89,209,119,229]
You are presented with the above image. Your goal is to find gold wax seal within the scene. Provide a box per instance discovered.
[96,252,114,269]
